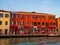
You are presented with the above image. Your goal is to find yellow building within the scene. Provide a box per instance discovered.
[0,10,10,35]
[56,17,60,31]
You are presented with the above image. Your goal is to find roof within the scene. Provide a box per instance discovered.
[11,11,56,16]
[0,10,56,16]
[0,10,10,13]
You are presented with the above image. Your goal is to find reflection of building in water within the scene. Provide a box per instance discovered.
[0,39,10,45]
[0,37,60,45]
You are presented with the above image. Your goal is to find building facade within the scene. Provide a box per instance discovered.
[10,12,56,35]
[56,17,60,31]
[0,10,10,35]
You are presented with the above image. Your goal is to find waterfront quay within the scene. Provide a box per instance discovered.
[0,33,59,38]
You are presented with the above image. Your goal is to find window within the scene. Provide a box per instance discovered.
[38,22,40,25]
[52,16,55,19]
[34,16,37,19]
[20,21,24,26]
[15,28,18,34]
[38,28,40,31]
[30,15,32,18]
[0,13,3,17]
[26,15,28,18]
[42,16,45,19]
[25,28,28,33]
[20,15,24,18]
[11,21,14,25]
[5,21,8,25]
[16,21,18,25]
[34,22,37,26]
[53,23,55,25]
[50,16,55,20]
[11,14,14,18]
[46,16,48,20]
[38,16,40,19]
[16,14,18,18]
[0,21,2,25]
[30,22,33,25]
[50,22,52,25]
[42,22,44,25]
[46,22,48,26]
[26,22,28,25]
[30,27,33,33]
[5,14,9,17]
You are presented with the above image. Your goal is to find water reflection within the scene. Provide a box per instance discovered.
[0,37,60,45]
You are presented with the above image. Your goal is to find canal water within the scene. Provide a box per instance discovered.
[0,37,60,45]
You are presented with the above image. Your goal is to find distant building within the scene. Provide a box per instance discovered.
[56,17,60,31]
[0,10,10,35]
[10,11,56,34]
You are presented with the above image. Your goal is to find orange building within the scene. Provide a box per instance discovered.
[56,17,60,31]
[0,10,10,35]
[10,12,56,35]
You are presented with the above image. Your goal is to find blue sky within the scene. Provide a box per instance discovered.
[0,0,60,17]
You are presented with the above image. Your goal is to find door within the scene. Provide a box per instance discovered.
[5,29,8,35]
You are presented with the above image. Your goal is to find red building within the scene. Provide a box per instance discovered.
[10,12,56,35]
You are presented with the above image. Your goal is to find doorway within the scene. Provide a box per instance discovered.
[5,29,8,35]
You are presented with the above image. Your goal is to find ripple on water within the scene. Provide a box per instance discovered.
[43,42,60,45]
[15,40,56,45]
[15,42,39,45]
[15,40,59,45]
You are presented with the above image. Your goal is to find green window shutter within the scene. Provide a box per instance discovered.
[5,21,8,25]
[0,21,2,25]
